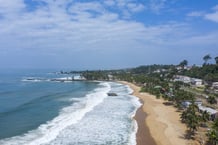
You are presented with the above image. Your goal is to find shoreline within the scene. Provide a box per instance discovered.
[134,104,156,145]
[119,81,196,145]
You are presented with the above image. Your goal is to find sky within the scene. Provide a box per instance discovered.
[0,0,218,70]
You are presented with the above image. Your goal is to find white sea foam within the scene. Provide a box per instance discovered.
[128,95,142,145]
[127,86,134,95]
[21,77,50,82]
[0,82,142,145]
[47,82,140,145]
[116,83,142,145]
[0,82,111,145]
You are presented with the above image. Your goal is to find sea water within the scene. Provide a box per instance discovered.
[0,69,141,145]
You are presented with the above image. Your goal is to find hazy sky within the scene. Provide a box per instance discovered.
[0,0,218,70]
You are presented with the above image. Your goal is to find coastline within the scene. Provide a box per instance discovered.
[134,105,156,145]
[119,81,197,145]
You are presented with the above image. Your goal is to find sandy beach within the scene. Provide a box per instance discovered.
[119,81,199,145]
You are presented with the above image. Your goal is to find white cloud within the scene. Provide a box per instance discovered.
[187,11,205,17]
[0,0,217,68]
[102,0,146,18]
[68,2,105,14]
[148,0,167,13]
[204,5,218,23]
[205,11,218,23]
[0,0,146,53]
[188,5,218,23]
[212,5,218,11]
[104,0,116,6]
[127,3,145,13]
[0,1,216,49]
[0,0,25,18]
[0,0,25,11]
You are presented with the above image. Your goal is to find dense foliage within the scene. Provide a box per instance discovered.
[81,70,109,80]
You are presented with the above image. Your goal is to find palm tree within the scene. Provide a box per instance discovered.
[182,102,200,138]
[179,60,188,69]
[207,129,218,145]
[215,56,218,65]
[212,118,218,130]
[201,111,210,122]
[207,119,218,145]
[186,112,200,133]
[203,54,211,65]
[200,111,209,127]
[207,96,217,104]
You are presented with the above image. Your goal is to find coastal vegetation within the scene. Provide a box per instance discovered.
[81,70,109,80]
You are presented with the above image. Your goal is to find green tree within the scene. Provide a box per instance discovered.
[174,89,194,105]
[203,54,212,65]
[213,118,218,130]
[215,56,218,65]
[179,59,188,68]
[201,111,210,122]
[207,130,218,145]
[181,102,200,138]
[207,118,218,145]
[200,111,209,127]
[207,95,217,104]
[181,110,188,123]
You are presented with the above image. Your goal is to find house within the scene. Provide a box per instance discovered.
[191,78,203,86]
[182,101,191,108]
[198,105,218,120]
[153,69,161,73]
[153,69,167,73]
[108,75,114,81]
[174,75,191,84]
[212,82,218,92]
[73,75,86,81]
[181,100,203,108]
[212,82,218,88]
[173,75,204,87]
[195,100,203,106]
[176,66,183,70]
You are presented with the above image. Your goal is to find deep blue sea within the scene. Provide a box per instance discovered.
[0,69,141,145]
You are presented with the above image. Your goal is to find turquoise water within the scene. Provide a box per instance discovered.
[0,70,141,145]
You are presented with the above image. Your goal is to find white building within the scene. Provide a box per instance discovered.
[174,75,191,83]
[181,100,203,108]
[191,78,203,86]
[182,101,191,108]
[73,75,86,80]
[108,75,114,81]
[174,75,204,87]
[212,82,218,91]
[198,105,218,120]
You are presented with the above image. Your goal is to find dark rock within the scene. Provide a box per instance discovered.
[107,93,118,96]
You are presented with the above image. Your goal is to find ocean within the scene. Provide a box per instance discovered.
[0,69,141,145]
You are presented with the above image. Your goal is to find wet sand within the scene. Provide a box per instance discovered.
[135,105,156,145]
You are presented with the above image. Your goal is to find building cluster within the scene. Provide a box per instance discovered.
[173,75,218,121]
[173,75,203,87]
[173,75,218,94]
[182,100,218,121]
[51,75,86,82]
